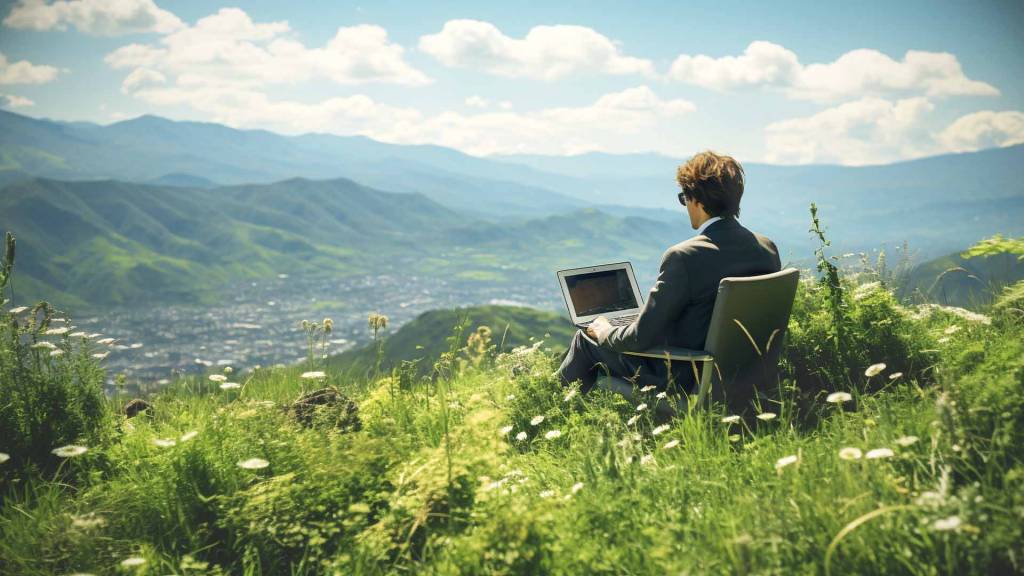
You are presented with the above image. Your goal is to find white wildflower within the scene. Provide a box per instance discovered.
[571,482,584,494]
[626,415,640,426]
[31,341,57,350]
[208,374,227,383]
[120,557,146,567]
[864,363,887,377]
[640,454,655,466]
[853,282,880,300]
[91,352,109,360]
[129,343,143,349]
[640,385,656,393]
[506,394,515,401]
[656,391,667,399]
[96,338,116,346]
[515,431,528,441]
[652,424,670,436]
[10,306,28,314]
[180,431,198,442]
[756,412,777,421]
[932,516,962,532]
[153,438,176,448]
[69,331,88,338]
[223,366,234,374]
[300,371,326,380]
[563,389,578,402]
[635,403,648,412]
[0,452,9,464]
[838,447,863,460]
[44,327,69,335]
[663,439,680,450]
[865,447,895,459]
[219,382,241,390]
[49,349,64,357]
[889,372,903,380]
[499,425,513,435]
[826,391,852,404]
[539,489,555,498]
[943,325,960,335]
[530,415,545,426]
[775,454,799,470]
[894,435,919,447]
[937,337,950,344]
[237,458,269,470]
[52,445,88,458]
[721,415,741,424]
[544,430,562,440]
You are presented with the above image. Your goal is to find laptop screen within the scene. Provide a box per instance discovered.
[565,268,639,317]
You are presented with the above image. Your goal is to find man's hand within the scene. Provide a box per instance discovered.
[586,316,612,341]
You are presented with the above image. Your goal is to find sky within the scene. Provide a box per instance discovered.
[0,0,1022,165]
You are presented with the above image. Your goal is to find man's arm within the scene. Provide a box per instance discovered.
[593,249,690,353]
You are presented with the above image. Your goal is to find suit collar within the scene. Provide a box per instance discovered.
[698,215,737,236]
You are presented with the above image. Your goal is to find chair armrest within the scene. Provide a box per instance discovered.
[623,346,713,361]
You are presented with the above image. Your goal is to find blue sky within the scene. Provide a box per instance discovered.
[1,0,1022,164]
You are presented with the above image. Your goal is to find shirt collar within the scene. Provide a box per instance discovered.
[695,215,724,236]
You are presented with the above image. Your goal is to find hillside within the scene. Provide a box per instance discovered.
[0,177,681,308]
[900,250,1024,308]
[327,305,575,376]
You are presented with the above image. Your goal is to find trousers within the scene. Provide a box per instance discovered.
[556,330,695,394]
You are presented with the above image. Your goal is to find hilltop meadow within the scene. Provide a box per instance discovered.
[1,223,1023,575]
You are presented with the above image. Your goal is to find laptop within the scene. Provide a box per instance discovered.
[556,262,645,329]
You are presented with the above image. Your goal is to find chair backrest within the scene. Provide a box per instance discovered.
[697,267,800,412]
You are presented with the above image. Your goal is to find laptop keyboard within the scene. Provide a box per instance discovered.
[609,314,638,326]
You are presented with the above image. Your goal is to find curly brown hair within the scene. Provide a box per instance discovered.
[676,150,744,218]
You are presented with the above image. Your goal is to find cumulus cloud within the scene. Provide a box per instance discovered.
[668,41,998,101]
[0,51,60,84]
[936,110,1024,153]
[123,83,695,156]
[106,8,430,88]
[3,0,184,35]
[1,93,35,107]
[464,95,489,108]
[419,19,654,80]
[764,98,1024,164]
[764,97,937,165]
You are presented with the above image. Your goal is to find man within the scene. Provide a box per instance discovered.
[557,151,781,394]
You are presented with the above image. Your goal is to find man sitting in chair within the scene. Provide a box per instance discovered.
[557,151,782,395]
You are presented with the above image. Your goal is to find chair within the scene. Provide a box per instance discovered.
[596,267,800,416]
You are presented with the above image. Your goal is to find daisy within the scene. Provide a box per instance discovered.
[655,391,667,399]
[49,349,64,357]
[838,447,863,460]
[499,425,513,435]
[894,435,919,447]
[31,341,57,350]
[91,352,109,360]
[300,371,326,380]
[530,415,545,426]
[120,557,146,567]
[69,332,88,338]
[626,415,640,426]
[515,431,528,441]
[544,430,562,440]
[51,445,88,458]
[652,424,670,436]
[635,403,648,412]
[756,412,777,421]
[219,382,241,390]
[208,374,227,383]
[571,482,584,494]
[889,372,903,380]
[663,439,680,450]
[44,327,70,335]
[639,385,656,393]
[9,306,28,314]
[237,458,269,470]
[865,448,894,459]
[563,389,578,402]
[775,454,798,470]
[826,392,852,404]
[721,415,741,424]
[96,338,116,346]
[932,516,962,532]
[153,438,176,448]
[0,452,9,464]
[864,363,886,377]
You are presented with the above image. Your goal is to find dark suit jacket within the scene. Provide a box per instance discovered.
[597,216,781,355]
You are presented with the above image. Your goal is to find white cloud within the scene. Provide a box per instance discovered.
[419,19,654,80]
[668,42,998,102]
[106,8,429,88]
[764,98,1024,165]
[123,83,695,156]
[1,93,35,107]
[3,0,184,36]
[764,97,937,165]
[120,67,165,93]
[0,52,60,84]
[936,110,1024,153]
[465,95,489,108]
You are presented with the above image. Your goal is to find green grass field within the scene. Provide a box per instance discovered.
[1,236,1023,575]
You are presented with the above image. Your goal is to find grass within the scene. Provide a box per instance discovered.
[1,236,1023,574]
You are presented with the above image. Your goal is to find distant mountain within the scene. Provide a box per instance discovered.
[4,110,1021,260]
[146,173,218,188]
[0,177,681,308]
[327,305,575,376]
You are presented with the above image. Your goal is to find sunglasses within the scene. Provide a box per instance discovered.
[677,191,688,206]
